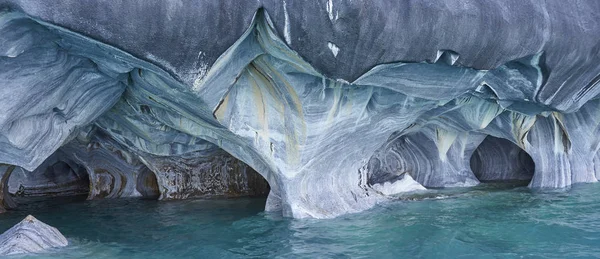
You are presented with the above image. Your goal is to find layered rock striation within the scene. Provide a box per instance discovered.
[0,1,600,218]
[0,215,68,256]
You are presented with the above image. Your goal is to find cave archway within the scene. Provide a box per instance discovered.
[86,164,162,200]
[145,149,271,200]
[140,148,273,213]
[136,167,161,199]
[470,136,535,186]
[9,160,91,204]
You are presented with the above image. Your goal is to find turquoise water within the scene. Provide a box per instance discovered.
[2,183,600,258]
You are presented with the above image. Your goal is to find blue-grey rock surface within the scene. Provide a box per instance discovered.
[0,215,68,256]
[0,1,599,218]
[470,136,535,182]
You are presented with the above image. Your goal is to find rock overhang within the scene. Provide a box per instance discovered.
[0,3,599,218]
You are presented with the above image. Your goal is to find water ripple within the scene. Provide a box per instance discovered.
[2,184,600,258]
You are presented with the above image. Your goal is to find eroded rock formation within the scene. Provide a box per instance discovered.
[0,165,16,213]
[143,149,269,200]
[0,1,600,218]
[0,215,68,256]
[470,136,535,182]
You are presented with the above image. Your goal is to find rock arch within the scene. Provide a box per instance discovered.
[470,136,535,184]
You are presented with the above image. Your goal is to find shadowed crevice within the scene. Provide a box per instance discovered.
[470,136,535,185]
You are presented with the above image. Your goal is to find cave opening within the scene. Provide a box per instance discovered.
[8,160,91,208]
[1,148,273,212]
[147,150,272,201]
[240,167,271,199]
[470,136,535,187]
[136,167,161,200]
[183,150,272,213]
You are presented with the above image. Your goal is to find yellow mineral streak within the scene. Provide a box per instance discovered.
[511,112,536,149]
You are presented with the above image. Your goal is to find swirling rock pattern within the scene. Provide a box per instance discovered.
[0,2,600,218]
[0,215,68,256]
[143,149,270,200]
[8,160,89,198]
[368,129,486,188]
[63,128,162,200]
[0,12,126,171]
[5,128,157,201]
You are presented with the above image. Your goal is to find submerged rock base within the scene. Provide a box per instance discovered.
[0,215,68,256]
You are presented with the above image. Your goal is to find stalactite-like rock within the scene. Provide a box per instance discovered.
[1,2,600,218]
[368,129,485,188]
[0,215,68,256]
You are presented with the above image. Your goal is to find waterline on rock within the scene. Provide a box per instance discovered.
[0,184,599,258]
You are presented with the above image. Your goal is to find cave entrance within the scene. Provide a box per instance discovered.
[85,165,162,200]
[470,136,535,187]
[145,149,271,213]
[148,149,271,200]
[135,167,160,200]
[241,167,271,198]
[225,162,271,215]
[8,160,91,207]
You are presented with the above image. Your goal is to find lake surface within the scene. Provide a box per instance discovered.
[2,183,600,258]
